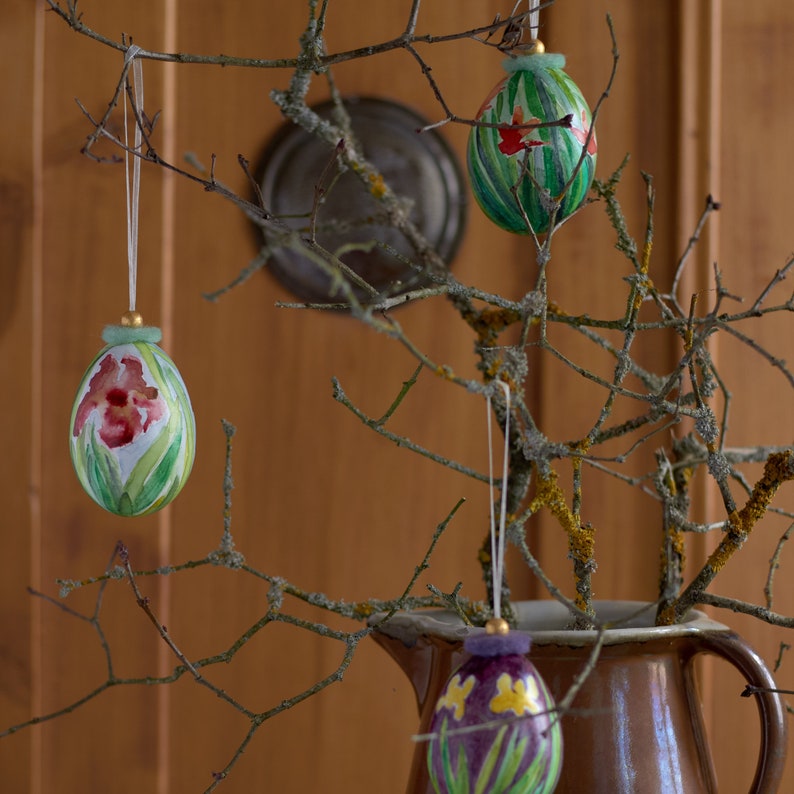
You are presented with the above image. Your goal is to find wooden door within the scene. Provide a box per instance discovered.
[2,1,793,791]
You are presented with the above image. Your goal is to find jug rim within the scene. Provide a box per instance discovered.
[369,599,732,647]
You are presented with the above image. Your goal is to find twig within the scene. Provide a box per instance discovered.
[765,522,794,610]
[665,451,794,623]
[667,194,721,311]
[332,376,491,483]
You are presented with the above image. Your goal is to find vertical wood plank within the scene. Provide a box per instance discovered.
[536,0,682,600]
[0,0,40,789]
[540,3,794,791]
[673,0,725,784]
[24,2,176,791]
[704,1,794,790]
[153,3,179,790]
[164,3,523,789]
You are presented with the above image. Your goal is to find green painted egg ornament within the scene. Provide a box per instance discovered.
[69,321,196,517]
[467,47,597,234]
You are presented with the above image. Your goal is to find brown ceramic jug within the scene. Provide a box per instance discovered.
[371,601,787,793]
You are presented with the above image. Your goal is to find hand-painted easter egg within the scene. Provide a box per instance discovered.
[427,632,562,794]
[467,51,597,234]
[69,326,195,517]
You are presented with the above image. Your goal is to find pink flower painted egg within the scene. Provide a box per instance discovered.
[69,325,195,517]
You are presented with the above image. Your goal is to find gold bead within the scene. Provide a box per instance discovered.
[530,39,545,54]
[121,310,144,328]
[485,617,510,636]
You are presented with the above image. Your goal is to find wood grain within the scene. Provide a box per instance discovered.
[2,1,793,792]
[0,1,38,790]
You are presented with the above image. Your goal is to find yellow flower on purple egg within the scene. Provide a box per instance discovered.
[489,673,543,717]
[435,673,476,721]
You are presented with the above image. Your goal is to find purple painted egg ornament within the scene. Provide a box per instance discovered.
[69,312,196,517]
[467,40,597,234]
[427,618,562,793]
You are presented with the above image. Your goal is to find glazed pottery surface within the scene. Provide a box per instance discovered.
[371,601,787,794]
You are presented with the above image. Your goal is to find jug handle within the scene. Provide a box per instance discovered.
[693,631,788,794]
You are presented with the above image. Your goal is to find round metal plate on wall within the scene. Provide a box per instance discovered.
[254,96,467,304]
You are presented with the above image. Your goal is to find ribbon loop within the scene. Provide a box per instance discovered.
[486,381,511,620]
[123,45,144,312]
[528,1,540,41]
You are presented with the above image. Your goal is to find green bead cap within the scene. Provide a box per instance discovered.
[102,324,163,345]
[502,52,566,75]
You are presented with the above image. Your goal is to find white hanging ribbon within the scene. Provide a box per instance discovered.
[486,381,511,620]
[528,1,540,41]
[509,0,540,41]
[123,44,144,313]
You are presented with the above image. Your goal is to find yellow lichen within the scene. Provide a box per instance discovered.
[461,306,521,347]
[704,518,743,575]
[483,357,503,381]
[367,171,386,199]
[658,525,686,586]
[532,467,595,566]
[546,301,570,318]
[640,238,653,274]
[569,523,596,567]
[704,451,794,576]
[671,529,686,558]
[656,604,676,626]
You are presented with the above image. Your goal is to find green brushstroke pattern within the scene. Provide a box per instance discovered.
[467,57,596,234]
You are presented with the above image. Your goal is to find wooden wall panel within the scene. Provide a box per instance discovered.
[704,1,794,790]
[2,1,793,792]
[31,1,174,791]
[533,1,683,603]
[0,1,38,790]
[164,3,520,790]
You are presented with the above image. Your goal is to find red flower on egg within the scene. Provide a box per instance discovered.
[571,109,597,155]
[73,353,165,449]
[498,106,548,156]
